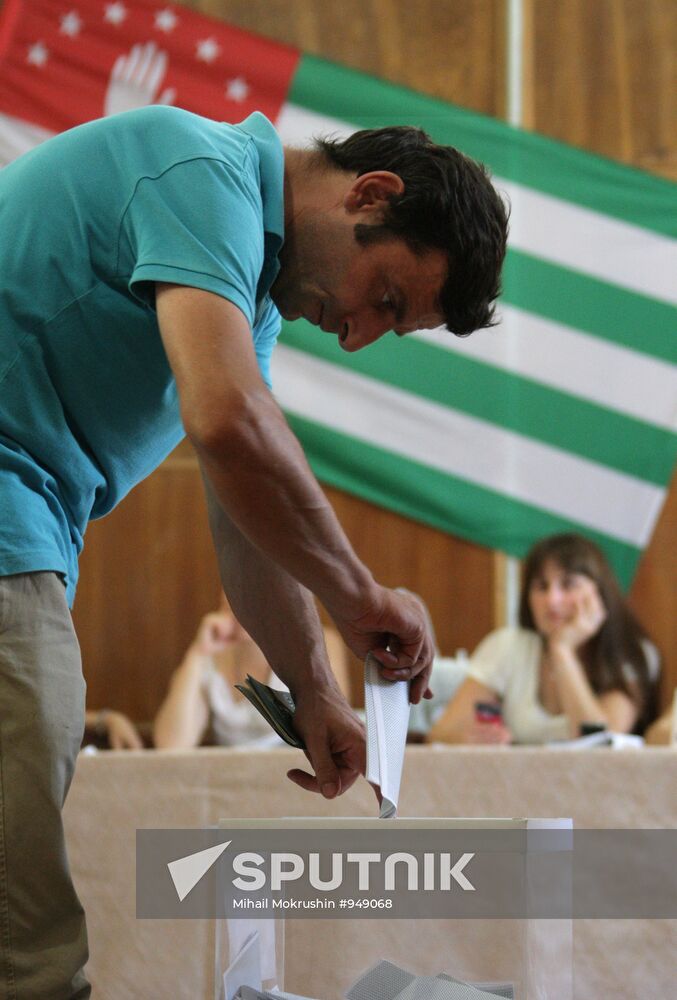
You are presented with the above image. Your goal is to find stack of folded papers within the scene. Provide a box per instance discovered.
[235,675,304,749]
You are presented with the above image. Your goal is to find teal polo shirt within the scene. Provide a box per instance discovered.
[0,107,284,604]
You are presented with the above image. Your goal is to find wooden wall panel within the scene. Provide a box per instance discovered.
[192,0,507,117]
[530,0,677,180]
[528,0,677,705]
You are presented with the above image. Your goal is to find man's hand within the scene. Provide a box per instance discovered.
[287,685,366,799]
[331,587,435,705]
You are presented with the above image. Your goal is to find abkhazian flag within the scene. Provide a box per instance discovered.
[1,0,675,587]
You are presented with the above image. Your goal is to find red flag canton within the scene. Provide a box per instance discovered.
[0,0,300,133]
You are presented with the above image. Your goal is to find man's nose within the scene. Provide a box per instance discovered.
[343,311,392,350]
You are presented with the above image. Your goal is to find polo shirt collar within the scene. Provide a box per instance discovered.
[236,111,284,247]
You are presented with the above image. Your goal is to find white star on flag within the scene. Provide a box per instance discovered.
[155,8,178,33]
[104,2,127,26]
[196,37,220,64]
[225,76,249,102]
[60,11,83,38]
[27,41,49,67]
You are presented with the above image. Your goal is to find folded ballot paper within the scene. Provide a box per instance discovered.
[364,653,410,819]
[231,959,514,1000]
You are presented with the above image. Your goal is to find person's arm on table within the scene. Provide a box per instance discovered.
[545,642,638,735]
[427,677,512,745]
[155,284,434,701]
[84,710,144,749]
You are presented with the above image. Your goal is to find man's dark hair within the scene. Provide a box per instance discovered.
[315,126,509,336]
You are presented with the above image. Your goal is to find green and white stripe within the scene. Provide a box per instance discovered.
[272,55,677,587]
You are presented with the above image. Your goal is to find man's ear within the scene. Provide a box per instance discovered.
[344,171,404,213]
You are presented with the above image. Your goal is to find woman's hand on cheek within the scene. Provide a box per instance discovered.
[550,582,606,650]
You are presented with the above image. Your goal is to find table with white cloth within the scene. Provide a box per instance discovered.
[63,745,677,999]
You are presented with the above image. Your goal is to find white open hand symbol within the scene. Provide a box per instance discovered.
[104,42,176,116]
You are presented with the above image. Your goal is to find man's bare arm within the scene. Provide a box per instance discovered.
[202,470,365,797]
[201,464,332,689]
[156,284,434,698]
[157,285,371,614]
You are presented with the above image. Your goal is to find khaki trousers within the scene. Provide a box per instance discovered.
[0,573,89,999]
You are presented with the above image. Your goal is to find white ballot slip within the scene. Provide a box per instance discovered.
[364,654,411,818]
[228,919,278,983]
[223,930,262,1000]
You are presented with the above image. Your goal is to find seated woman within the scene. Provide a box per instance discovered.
[153,594,349,748]
[429,533,658,745]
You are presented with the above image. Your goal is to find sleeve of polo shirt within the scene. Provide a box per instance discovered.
[120,155,264,327]
[252,297,281,390]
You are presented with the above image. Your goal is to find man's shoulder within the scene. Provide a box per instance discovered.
[102,105,241,150]
[113,106,279,147]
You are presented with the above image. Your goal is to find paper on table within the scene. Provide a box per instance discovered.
[547,730,644,750]
[364,654,411,819]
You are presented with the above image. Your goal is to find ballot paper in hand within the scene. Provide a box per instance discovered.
[234,675,304,749]
[364,653,411,819]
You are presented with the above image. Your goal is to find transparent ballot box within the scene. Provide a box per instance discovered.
[215,817,572,1000]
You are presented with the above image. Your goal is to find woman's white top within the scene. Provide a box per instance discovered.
[465,627,569,744]
[465,627,659,745]
[202,662,286,748]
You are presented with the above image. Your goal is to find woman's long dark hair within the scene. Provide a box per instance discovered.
[518,534,658,733]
